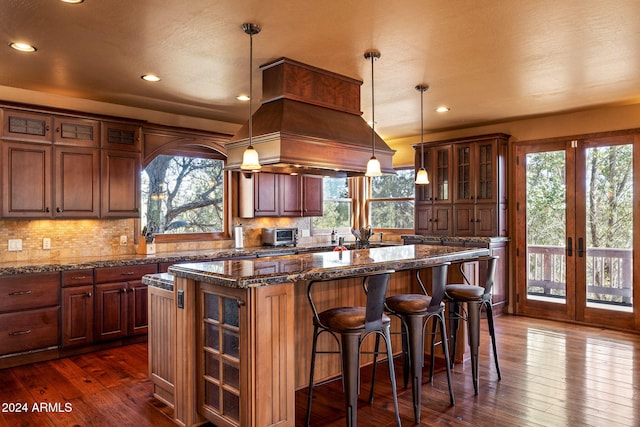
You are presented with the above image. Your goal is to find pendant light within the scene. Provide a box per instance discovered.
[240,23,262,172]
[364,50,382,177]
[415,84,430,184]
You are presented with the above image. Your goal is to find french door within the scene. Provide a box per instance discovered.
[514,133,640,329]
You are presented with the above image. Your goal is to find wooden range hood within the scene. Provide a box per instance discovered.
[225,58,395,177]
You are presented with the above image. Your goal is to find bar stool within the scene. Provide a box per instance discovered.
[445,255,501,394]
[305,270,401,427]
[375,262,454,424]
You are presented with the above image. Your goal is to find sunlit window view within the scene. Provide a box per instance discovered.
[141,155,225,234]
[369,169,415,229]
[312,177,351,230]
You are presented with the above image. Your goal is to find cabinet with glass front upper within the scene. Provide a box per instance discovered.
[414,133,509,237]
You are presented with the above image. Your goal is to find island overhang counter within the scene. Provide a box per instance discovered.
[148,244,490,427]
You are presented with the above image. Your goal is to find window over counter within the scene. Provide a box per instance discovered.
[369,169,415,230]
[312,177,352,232]
[141,155,225,235]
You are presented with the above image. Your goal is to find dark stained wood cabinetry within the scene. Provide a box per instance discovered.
[0,108,142,219]
[100,149,141,217]
[239,172,323,217]
[55,146,100,218]
[415,144,453,235]
[94,264,157,341]
[0,272,60,357]
[414,133,509,238]
[1,142,51,217]
[61,270,95,347]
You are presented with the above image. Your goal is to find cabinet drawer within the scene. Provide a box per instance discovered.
[0,307,60,355]
[95,264,158,284]
[0,272,60,313]
[62,269,94,287]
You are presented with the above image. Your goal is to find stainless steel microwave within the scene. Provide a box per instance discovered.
[261,228,298,246]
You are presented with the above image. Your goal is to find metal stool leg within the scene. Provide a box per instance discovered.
[466,301,481,395]
[341,333,360,427]
[382,325,402,427]
[448,301,461,368]
[485,301,501,380]
[437,312,455,405]
[305,325,321,427]
[405,314,424,423]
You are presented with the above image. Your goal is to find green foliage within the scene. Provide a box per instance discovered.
[370,169,415,229]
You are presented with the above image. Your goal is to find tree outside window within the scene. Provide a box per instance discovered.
[141,155,225,234]
[369,169,415,230]
[312,177,351,231]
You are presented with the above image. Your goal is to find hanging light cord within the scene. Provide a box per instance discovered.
[420,86,424,168]
[370,53,375,159]
[248,28,254,149]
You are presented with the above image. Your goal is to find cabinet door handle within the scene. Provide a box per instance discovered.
[56,207,62,213]
[578,238,585,257]
[56,127,60,133]
[121,288,127,293]
[469,218,474,222]
[8,290,32,296]
[9,330,32,336]
[86,292,92,298]
[45,207,50,213]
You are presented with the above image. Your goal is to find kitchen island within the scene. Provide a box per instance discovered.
[149,244,489,427]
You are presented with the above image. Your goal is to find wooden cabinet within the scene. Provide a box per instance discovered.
[0,272,60,357]
[101,121,141,151]
[302,175,323,216]
[94,264,157,341]
[53,116,100,147]
[62,285,94,347]
[415,144,453,235]
[101,149,141,217]
[240,172,323,218]
[2,109,53,143]
[414,133,508,237]
[1,142,51,217]
[55,146,100,218]
[1,142,100,218]
[61,270,95,348]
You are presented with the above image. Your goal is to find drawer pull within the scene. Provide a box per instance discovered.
[71,275,89,280]
[9,330,32,336]
[8,290,32,296]
[121,272,136,276]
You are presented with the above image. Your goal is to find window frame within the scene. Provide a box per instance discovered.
[311,176,353,235]
[140,126,230,243]
[367,168,416,234]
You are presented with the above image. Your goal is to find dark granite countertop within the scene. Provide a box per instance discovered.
[401,235,509,245]
[168,244,489,289]
[0,242,399,276]
[143,272,174,291]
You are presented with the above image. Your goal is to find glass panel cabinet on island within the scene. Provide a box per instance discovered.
[414,133,509,237]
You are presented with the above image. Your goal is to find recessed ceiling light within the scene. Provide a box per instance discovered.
[9,42,36,52]
[60,0,85,3]
[236,95,250,101]
[141,74,160,82]
[435,106,450,113]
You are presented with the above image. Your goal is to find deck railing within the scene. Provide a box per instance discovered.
[527,245,633,306]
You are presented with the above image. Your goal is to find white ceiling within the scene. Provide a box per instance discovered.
[2,0,640,141]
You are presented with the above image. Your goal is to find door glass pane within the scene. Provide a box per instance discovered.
[585,145,633,312]
[525,151,567,303]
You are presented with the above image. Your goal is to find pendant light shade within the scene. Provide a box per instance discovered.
[415,84,430,185]
[240,23,262,172]
[364,50,382,177]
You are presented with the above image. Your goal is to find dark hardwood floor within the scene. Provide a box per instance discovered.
[1,314,639,426]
